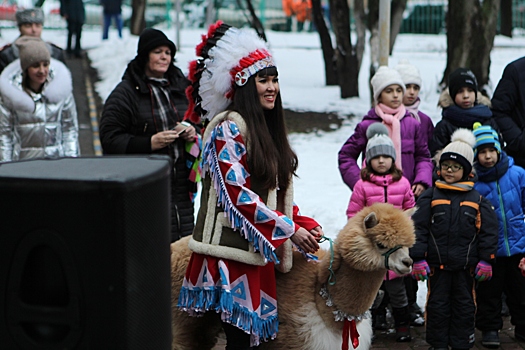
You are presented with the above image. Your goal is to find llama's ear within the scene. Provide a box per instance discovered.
[364,212,378,229]
[404,207,417,217]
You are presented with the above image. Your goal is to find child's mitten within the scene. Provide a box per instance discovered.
[412,260,430,281]
[474,260,492,282]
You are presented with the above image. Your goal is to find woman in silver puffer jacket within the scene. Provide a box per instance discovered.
[0,36,79,162]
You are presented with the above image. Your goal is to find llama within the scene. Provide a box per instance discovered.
[171,202,415,349]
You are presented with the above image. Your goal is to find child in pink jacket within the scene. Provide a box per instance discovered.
[347,122,416,342]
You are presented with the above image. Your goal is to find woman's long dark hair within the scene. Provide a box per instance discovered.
[230,68,298,190]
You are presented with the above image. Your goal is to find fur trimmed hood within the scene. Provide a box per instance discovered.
[0,58,72,113]
[438,88,491,108]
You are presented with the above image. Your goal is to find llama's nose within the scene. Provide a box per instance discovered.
[403,257,413,268]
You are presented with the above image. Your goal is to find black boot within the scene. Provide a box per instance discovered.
[392,306,412,342]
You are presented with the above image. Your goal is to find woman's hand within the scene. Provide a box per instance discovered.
[180,125,196,141]
[291,227,319,254]
[310,226,324,241]
[151,130,181,151]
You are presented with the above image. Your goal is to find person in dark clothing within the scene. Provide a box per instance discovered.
[0,8,66,73]
[492,56,525,169]
[60,0,85,58]
[411,128,498,350]
[99,28,200,242]
[101,0,123,40]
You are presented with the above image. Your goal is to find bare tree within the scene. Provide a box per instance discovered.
[311,0,337,85]
[130,0,147,35]
[442,0,500,94]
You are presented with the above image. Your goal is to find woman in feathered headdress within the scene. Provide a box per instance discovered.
[177,21,323,348]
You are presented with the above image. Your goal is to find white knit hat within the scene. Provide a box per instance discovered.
[394,59,422,88]
[185,21,276,123]
[440,128,476,177]
[365,123,396,164]
[371,66,406,103]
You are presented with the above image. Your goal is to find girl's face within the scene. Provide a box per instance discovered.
[145,45,171,79]
[440,160,464,184]
[370,156,393,175]
[454,87,476,108]
[477,147,498,168]
[256,74,279,110]
[403,83,420,106]
[27,60,49,88]
[378,84,403,109]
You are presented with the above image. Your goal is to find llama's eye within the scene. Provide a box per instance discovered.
[376,242,387,250]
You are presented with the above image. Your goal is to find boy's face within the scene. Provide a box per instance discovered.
[454,87,476,108]
[403,83,420,106]
[440,160,464,184]
[477,147,498,168]
[378,84,403,109]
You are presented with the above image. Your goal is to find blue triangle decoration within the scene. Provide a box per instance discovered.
[231,280,247,300]
[234,142,245,157]
[238,190,252,204]
[226,169,237,182]
[256,209,270,222]
[219,266,228,286]
[274,227,287,237]
[229,122,240,136]
[282,216,293,227]
[219,148,231,161]
[216,125,224,138]
[260,297,276,316]
[202,266,208,283]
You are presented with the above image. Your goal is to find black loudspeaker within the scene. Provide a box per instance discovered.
[0,156,173,349]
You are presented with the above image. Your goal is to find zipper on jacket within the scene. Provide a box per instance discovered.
[383,186,388,203]
[430,212,444,266]
[496,180,511,256]
[143,122,148,133]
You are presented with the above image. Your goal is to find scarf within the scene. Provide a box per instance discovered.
[475,151,509,183]
[434,179,474,191]
[442,104,492,128]
[405,98,421,123]
[374,103,406,170]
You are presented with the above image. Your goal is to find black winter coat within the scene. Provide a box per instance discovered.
[492,56,525,168]
[410,186,498,270]
[100,0,122,14]
[99,58,195,242]
[60,0,86,23]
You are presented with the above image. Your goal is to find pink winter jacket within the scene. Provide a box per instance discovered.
[346,173,416,279]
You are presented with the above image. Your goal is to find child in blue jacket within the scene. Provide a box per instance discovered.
[472,123,525,347]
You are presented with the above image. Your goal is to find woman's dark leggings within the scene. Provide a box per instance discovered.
[222,322,254,350]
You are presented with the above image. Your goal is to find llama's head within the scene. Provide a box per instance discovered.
[335,203,415,275]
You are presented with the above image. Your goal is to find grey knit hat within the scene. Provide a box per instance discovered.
[16,8,44,26]
[365,123,396,165]
[15,36,50,72]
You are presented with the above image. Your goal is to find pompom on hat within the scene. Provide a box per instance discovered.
[184,21,276,123]
[394,59,422,88]
[448,67,478,101]
[15,8,44,26]
[15,36,50,72]
[473,122,501,155]
[365,123,396,165]
[440,128,477,177]
[371,66,406,103]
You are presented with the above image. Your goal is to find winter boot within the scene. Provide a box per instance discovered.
[409,302,425,326]
[481,330,500,348]
[392,306,412,342]
[372,306,389,331]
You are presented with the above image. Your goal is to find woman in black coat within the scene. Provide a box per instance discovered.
[100,28,199,242]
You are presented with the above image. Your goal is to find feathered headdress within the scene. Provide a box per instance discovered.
[184,21,276,124]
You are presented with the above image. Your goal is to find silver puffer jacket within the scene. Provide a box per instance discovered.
[0,58,79,162]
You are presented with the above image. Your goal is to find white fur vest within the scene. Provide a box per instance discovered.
[0,58,79,161]
[188,111,293,273]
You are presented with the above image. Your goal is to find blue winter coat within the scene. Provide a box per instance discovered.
[338,108,433,190]
[474,152,525,257]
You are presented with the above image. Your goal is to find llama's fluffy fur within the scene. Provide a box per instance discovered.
[171,203,415,349]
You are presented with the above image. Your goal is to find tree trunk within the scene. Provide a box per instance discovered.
[442,0,500,94]
[130,0,146,35]
[329,0,358,97]
[311,0,337,85]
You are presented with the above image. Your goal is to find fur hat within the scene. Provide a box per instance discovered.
[473,122,501,155]
[184,21,277,123]
[137,28,176,63]
[440,128,477,177]
[371,66,406,103]
[448,68,478,101]
[15,36,50,72]
[365,123,396,164]
[394,59,422,88]
[15,8,44,26]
